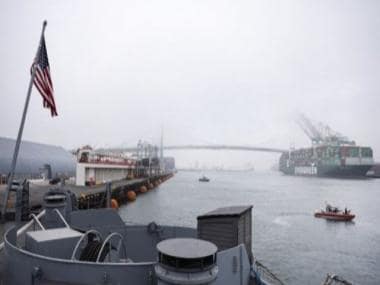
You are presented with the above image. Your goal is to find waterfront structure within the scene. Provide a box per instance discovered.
[75,146,137,186]
[161,157,175,172]
[0,136,75,183]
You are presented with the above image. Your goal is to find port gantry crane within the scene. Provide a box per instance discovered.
[296,113,355,146]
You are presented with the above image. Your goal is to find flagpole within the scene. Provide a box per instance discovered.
[1,21,48,221]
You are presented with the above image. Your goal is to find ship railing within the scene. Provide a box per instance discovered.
[30,213,46,230]
[71,229,103,260]
[53,209,70,228]
[321,273,353,285]
[254,259,285,285]
[0,209,46,251]
[96,232,127,263]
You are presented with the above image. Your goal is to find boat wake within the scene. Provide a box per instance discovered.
[273,216,291,227]
[278,211,310,217]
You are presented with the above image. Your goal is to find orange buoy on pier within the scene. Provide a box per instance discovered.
[127,191,137,201]
[140,186,148,193]
[111,198,119,209]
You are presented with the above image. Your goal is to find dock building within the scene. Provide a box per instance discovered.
[75,146,137,186]
[0,137,75,184]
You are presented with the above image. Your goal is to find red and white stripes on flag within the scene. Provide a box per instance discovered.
[32,34,57,116]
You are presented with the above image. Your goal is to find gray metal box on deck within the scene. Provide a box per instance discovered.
[197,205,253,262]
[25,228,83,259]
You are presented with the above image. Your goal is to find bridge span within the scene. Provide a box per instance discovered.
[103,145,286,154]
[164,145,286,153]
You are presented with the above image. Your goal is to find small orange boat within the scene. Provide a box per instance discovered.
[314,204,355,221]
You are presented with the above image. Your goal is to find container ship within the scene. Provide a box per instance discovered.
[279,114,374,177]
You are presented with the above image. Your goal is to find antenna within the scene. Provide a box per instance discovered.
[160,126,164,173]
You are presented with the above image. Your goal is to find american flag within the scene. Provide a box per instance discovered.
[32,34,57,116]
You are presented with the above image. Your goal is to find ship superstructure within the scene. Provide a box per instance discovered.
[279,114,374,177]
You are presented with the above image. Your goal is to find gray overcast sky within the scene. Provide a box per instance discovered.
[0,0,379,168]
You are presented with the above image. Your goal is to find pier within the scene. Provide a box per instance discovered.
[0,173,174,221]
[0,135,176,222]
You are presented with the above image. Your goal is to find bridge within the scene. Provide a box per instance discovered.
[163,145,286,153]
[101,145,286,154]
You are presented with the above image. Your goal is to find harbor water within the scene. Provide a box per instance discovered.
[119,170,380,285]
